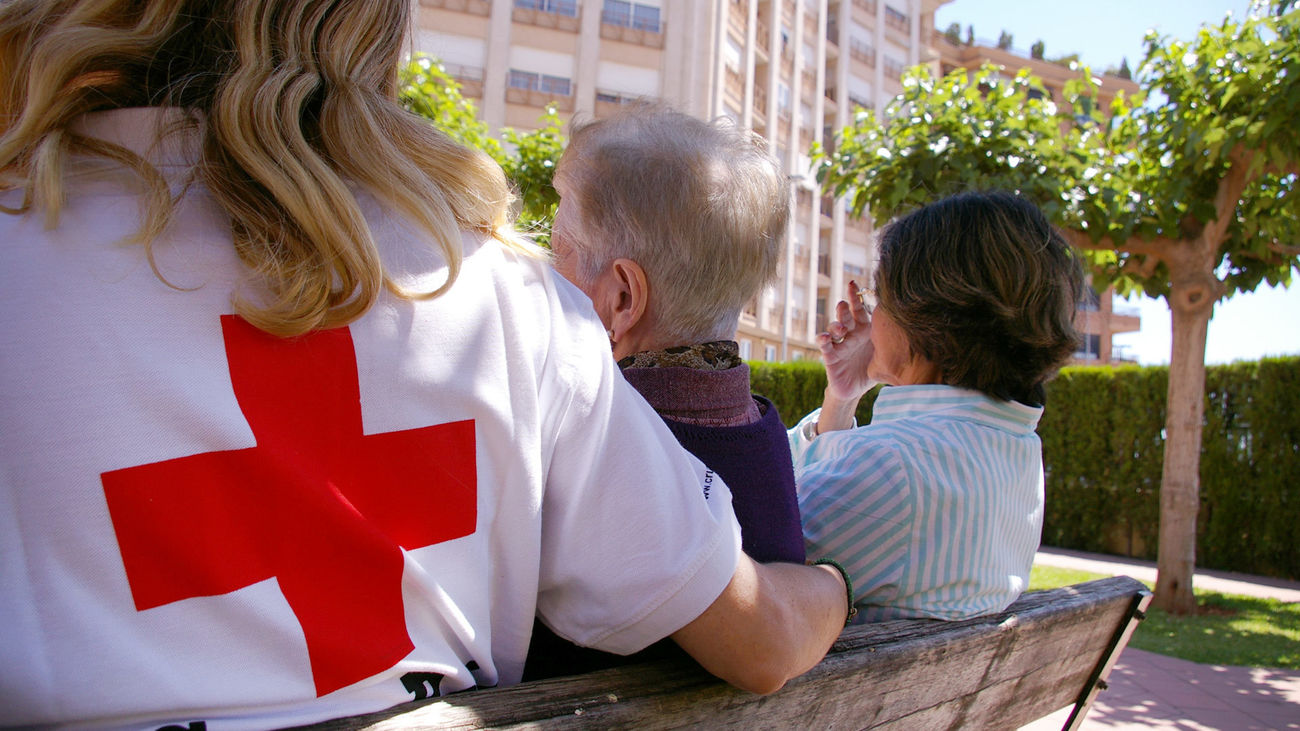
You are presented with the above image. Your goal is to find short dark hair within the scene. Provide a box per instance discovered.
[875,191,1084,405]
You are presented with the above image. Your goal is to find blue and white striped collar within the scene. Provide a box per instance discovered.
[870,385,1043,435]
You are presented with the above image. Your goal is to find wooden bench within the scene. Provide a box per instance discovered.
[309,576,1151,730]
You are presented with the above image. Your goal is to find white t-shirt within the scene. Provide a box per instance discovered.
[0,109,741,729]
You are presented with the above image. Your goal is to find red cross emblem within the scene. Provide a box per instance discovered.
[102,315,477,697]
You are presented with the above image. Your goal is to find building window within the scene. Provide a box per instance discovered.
[508,69,536,90]
[514,0,579,16]
[885,5,910,33]
[1080,286,1102,311]
[603,0,661,33]
[849,37,876,67]
[508,69,573,96]
[1074,333,1102,359]
[883,55,907,79]
[739,339,753,360]
[596,90,641,104]
[764,344,778,362]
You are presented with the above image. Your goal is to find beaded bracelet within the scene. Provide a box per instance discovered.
[810,557,858,626]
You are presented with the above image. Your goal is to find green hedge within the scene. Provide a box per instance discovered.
[749,356,1300,581]
[747,361,881,428]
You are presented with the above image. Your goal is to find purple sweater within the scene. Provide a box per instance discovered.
[625,365,804,563]
[523,362,803,680]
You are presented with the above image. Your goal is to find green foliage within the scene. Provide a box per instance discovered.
[1028,565,1300,669]
[752,357,1300,580]
[500,111,564,245]
[942,22,962,46]
[815,9,1300,301]
[398,55,564,245]
[1133,591,1300,669]
[398,56,501,159]
[1199,358,1300,578]
[747,361,880,428]
[1038,357,1300,580]
[1038,365,1165,556]
[1117,8,1300,298]
[813,64,1104,246]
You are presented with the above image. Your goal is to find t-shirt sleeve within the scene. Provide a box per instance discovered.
[794,429,914,615]
[534,276,742,655]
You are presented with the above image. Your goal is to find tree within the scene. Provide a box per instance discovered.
[943,22,963,46]
[814,8,1299,614]
[1117,56,1133,80]
[398,55,564,244]
[1030,39,1046,60]
[997,30,1014,50]
[965,24,975,46]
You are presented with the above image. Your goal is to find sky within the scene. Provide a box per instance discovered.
[933,0,1299,365]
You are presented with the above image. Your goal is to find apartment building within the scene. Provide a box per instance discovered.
[414,0,951,361]
[933,33,1143,365]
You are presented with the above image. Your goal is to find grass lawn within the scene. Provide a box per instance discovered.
[1027,565,1300,669]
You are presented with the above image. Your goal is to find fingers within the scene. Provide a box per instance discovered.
[848,280,871,323]
[834,299,853,332]
[818,280,873,347]
[827,320,849,345]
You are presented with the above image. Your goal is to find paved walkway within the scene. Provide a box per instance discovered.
[1019,548,1300,730]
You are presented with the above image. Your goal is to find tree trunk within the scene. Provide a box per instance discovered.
[1153,262,1218,615]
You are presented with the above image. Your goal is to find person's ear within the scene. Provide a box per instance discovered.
[606,258,648,345]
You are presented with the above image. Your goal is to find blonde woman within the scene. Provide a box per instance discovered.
[0,0,849,726]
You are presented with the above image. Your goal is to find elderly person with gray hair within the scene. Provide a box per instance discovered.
[525,105,807,679]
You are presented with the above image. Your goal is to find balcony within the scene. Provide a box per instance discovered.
[506,70,576,113]
[600,19,665,48]
[595,89,647,117]
[851,0,878,21]
[725,66,745,104]
[601,1,664,48]
[513,0,581,32]
[444,63,485,98]
[419,0,490,15]
[849,40,876,69]
[506,87,576,112]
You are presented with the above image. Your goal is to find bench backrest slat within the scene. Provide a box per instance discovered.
[306,576,1151,730]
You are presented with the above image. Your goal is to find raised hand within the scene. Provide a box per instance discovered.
[817,280,877,403]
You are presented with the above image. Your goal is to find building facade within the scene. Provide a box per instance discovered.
[413,0,1137,365]
[414,0,950,362]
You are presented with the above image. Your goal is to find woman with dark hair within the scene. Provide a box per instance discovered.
[791,191,1084,622]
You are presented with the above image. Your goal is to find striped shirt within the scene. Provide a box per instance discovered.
[789,385,1045,621]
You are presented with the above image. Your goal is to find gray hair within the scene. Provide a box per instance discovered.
[556,103,788,343]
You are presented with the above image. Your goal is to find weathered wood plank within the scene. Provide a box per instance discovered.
[303,576,1150,730]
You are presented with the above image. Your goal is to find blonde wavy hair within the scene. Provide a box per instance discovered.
[0,0,517,336]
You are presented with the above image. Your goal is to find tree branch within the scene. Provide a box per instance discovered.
[1062,228,1171,259]
[1268,241,1300,258]
[1205,146,1259,247]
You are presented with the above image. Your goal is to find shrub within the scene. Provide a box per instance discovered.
[751,356,1300,580]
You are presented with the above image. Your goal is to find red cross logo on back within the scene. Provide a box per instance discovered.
[101,315,477,697]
